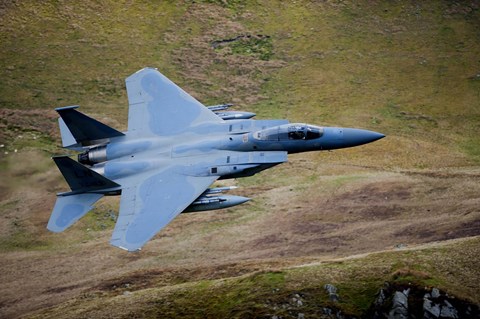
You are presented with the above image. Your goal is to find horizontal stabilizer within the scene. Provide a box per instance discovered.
[56,106,124,146]
[53,156,120,193]
[48,193,103,232]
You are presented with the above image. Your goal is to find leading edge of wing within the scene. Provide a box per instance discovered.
[110,168,218,251]
[125,67,222,137]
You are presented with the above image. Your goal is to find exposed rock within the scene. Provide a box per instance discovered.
[440,300,458,319]
[289,292,305,308]
[388,289,410,319]
[324,284,339,302]
[372,284,390,319]
[368,284,476,319]
[268,284,474,319]
[323,307,333,316]
[322,307,346,319]
[424,297,441,318]
[423,287,460,318]
[291,297,299,305]
[375,288,387,306]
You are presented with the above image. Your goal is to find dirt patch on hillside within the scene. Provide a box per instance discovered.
[90,259,291,297]
[1,161,479,318]
[0,108,58,140]
[162,3,286,105]
[233,171,480,260]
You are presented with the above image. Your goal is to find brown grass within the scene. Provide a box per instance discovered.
[1,0,480,318]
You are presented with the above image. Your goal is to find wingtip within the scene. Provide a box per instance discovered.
[126,67,159,82]
[111,239,143,252]
[55,105,79,112]
[118,245,142,253]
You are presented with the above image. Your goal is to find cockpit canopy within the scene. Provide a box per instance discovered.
[254,123,324,141]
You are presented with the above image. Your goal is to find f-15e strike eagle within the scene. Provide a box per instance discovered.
[48,67,384,251]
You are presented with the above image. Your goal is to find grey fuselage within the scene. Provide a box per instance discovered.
[84,119,384,184]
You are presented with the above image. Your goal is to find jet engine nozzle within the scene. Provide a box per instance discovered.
[78,145,107,165]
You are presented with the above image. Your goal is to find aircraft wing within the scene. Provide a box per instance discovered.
[125,67,222,137]
[110,167,218,251]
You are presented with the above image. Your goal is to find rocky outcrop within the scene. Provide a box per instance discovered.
[263,283,477,319]
[389,288,410,319]
[423,289,459,319]
[324,284,340,302]
[368,283,478,319]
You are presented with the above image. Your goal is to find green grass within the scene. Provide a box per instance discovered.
[198,0,247,10]
[0,1,187,111]
[1,1,480,318]
[244,1,480,166]
[0,231,51,252]
[123,271,286,319]
[80,208,117,232]
[0,218,52,251]
[0,232,50,251]
[27,237,479,318]
[461,136,480,163]
[1,1,479,166]
[215,35,274,61]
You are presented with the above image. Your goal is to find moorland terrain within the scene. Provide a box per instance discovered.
[0,1,479,318]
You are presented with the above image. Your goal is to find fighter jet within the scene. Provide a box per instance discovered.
[48,67,384,251]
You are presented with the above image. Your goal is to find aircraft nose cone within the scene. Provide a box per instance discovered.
[342,128,385,147]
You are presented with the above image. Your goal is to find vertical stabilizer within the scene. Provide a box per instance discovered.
[56,106,124,146]
[58,117,83,150]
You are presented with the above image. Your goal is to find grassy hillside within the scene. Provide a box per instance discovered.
[26,237,480,318]
[1,0,479,318]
